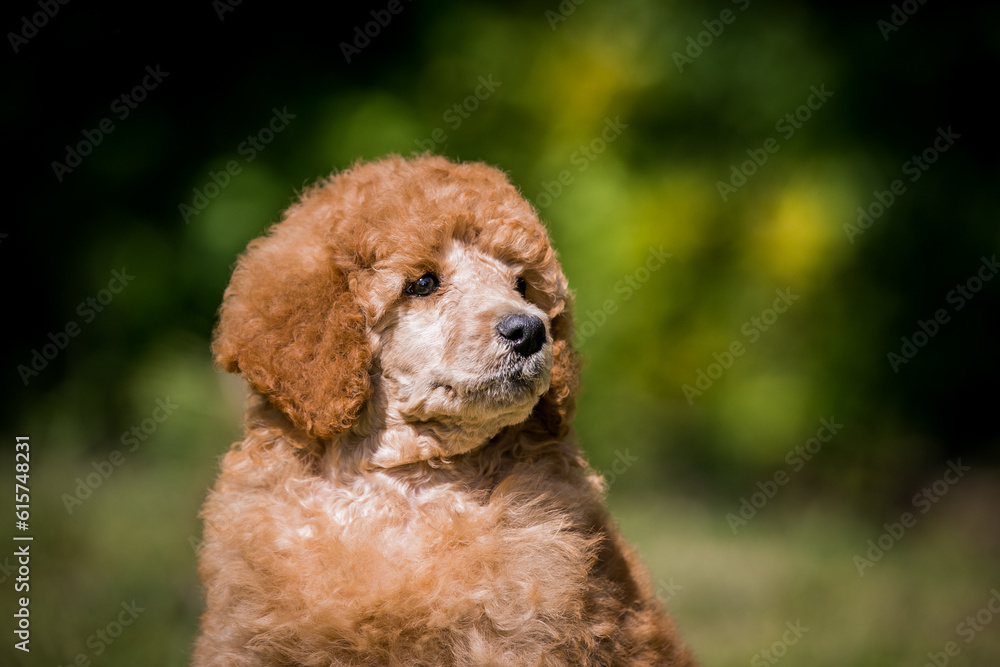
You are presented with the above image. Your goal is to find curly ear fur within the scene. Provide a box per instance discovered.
[212,214,371,441]
[532,310,581,438]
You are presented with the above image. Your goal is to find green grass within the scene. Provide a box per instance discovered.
[6,452,998,666]
[610,492,1000,666]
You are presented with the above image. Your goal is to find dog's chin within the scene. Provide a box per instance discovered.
[364,358,552,469]
[462,353,551,408]
[472,368,550,406]
[425,357,551,426]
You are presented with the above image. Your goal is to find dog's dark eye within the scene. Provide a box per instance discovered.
[515,277,527,297]
[406,273,440,297]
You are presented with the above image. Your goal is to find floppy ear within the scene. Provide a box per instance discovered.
[212,228,371,441]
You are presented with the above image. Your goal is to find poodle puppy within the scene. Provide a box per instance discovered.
[193,155,696,666]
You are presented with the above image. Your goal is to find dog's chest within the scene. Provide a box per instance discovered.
[258,479,597,634]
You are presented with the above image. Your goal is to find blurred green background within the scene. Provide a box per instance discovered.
[4,0,999,665]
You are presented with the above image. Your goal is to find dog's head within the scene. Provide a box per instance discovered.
[213,155,579,466]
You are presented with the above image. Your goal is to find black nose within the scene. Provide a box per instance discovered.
[496,314,547,357]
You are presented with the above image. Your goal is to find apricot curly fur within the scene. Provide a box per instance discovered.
[194,155,697,666]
